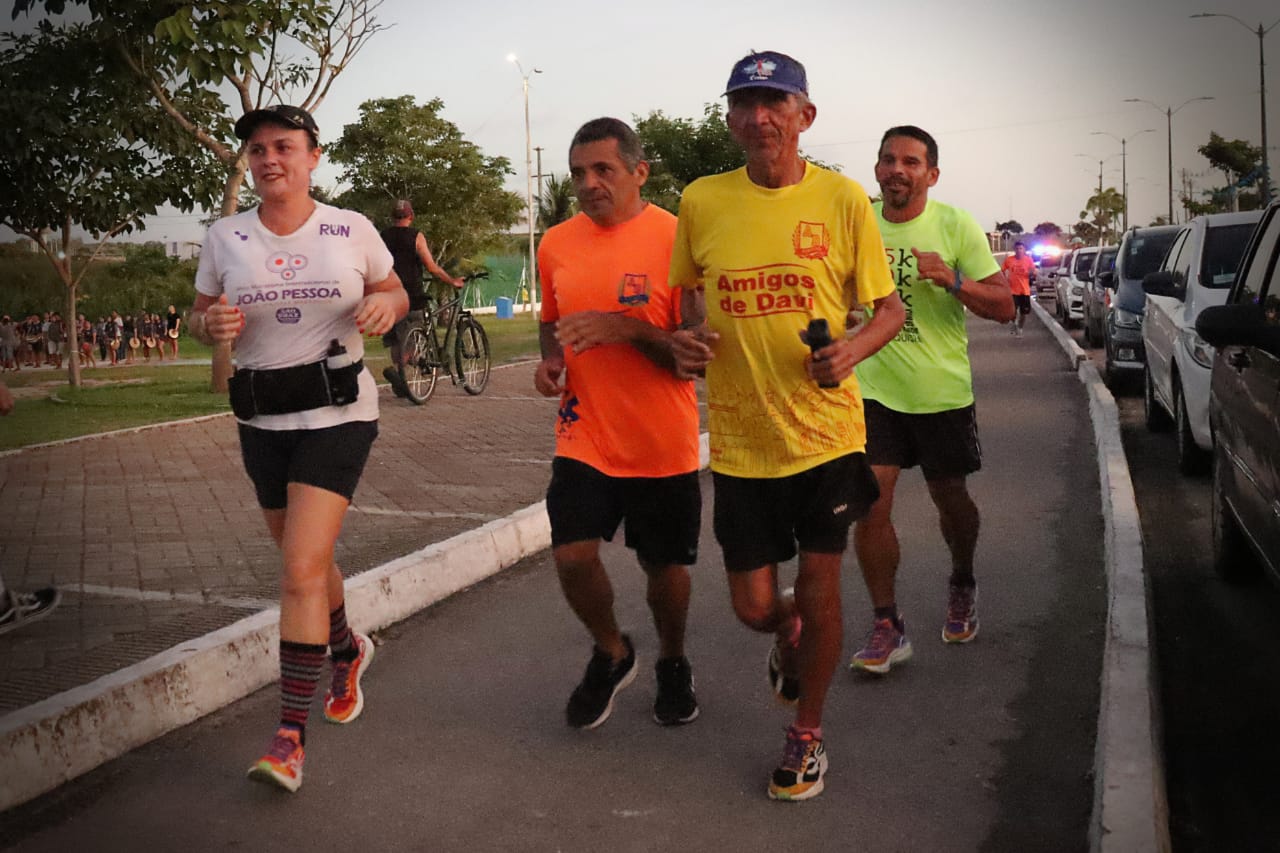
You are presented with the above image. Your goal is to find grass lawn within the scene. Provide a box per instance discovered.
[0,312,540,452]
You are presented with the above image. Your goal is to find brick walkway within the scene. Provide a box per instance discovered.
[0,362,560,715]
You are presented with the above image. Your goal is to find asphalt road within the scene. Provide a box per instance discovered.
[1068,310,1280,853]
[1,318,1108,853]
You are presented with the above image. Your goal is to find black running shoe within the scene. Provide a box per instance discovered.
[382,366,408,399]
[653,656,699,726]
[565,635,637,729]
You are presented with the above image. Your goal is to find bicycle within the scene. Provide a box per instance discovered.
[397,271,492,404]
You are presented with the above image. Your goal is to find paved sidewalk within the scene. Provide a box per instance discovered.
[0,363,559,717]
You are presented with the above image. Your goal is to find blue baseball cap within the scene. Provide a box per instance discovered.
[724,51,808,97]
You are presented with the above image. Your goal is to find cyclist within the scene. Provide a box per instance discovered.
[380,199,463,398]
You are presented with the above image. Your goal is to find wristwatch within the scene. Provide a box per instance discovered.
[951,268,964,295]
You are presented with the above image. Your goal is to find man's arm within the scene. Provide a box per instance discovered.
[415,233,463,287]
[534,321,566,396]
[807,291,906,386]
[554,311,680,374]
[914,248,1015,323]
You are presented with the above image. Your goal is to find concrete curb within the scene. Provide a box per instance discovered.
[1031,299,1169,853]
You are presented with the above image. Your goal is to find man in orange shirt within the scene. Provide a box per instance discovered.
[534,117,703,730]
[1001,241,1036,336]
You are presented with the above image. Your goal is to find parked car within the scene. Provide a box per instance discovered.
[1055,246,1098,327]
[1100,224,1181,386]
[1194,200,1280,583]
[1141,209,1264,474]
[1081,244,1118,346]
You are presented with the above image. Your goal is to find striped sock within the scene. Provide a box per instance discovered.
[328,603,357,662]
[279,640,327,743]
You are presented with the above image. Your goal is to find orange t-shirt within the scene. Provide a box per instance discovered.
[1002,254,1036,296]
[538,205,699,478]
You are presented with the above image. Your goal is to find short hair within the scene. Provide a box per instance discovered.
[1014,241,1027,249]
[569,117,646,173]
[880,125,939,168]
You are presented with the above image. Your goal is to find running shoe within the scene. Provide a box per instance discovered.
[247,726,305,793]
[324,631,374,724]
[849,616,913,674]
[942,583,980,644]
[767,588,801,705]
[565,635,637,729]
[382,365,408,398]
[653,656,699,726]
[0,587,61,637]
[768,725,828,801]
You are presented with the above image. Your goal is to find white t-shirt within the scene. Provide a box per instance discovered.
[195,202,394,430]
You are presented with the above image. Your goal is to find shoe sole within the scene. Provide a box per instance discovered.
[324,632,374,724]
[942,621,979,644]
[849,642,913,675]
[767,752,829,802]
[653,704,700,726]
[247,762,301,793]
[576,658,638,730]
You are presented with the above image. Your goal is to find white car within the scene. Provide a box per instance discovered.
[1055,246,1097,327]
[1141,209,1264,474]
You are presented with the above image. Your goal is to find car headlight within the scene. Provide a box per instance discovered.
[1071,284,1084,295]
[1179,327,1214,369]
[1113,308,1142,330]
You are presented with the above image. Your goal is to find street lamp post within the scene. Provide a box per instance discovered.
[1124,97,1214,224]
[1192,13,1280,204]
[1090,129,1154,232]
[507,54,541,311]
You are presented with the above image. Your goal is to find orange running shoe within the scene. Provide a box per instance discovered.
[324,631,374,724]
[247,727,304,792]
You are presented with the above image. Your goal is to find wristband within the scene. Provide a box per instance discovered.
[951,268,964,295]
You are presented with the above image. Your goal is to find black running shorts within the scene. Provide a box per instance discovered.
[238,420,378,509]
[546,456,701,568]
[712,452,879,573]
[863,399,982,481]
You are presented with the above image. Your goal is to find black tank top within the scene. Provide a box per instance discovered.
[381,226,426,310]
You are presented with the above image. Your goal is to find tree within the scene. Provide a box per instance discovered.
[635,104,745,213]
[0,24,222,387]
[995,220,1024,235]
[328,96,523,271]
[12,0,387,218]
[1033,222,1062,241]
[1196,132,1264,212]
[1081,188,1124,243]
[537,173,576,230]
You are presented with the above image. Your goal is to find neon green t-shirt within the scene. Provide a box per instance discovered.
[855,199,999,413]
[669,165,896,478]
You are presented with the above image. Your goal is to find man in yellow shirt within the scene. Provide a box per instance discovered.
[670,50,905,801]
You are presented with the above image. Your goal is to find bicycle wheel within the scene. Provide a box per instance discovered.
[454,315,491,395]
[401,326,438,404]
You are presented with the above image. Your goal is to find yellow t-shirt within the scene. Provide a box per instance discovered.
[539,206,700,478]
[669,165,895,478]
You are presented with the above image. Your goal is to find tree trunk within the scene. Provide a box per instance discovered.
[66,283,81,388]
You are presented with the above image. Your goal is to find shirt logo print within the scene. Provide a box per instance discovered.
[618,273,650,306]
[265,251,309,281]
[793,221,830,260]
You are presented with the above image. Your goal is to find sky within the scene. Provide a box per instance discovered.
[7,0,1280,246]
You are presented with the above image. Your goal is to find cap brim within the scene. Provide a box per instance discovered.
[723,80,806,97]
[234,109,315,141]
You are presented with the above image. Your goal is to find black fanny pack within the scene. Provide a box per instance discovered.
[228,358,363,420]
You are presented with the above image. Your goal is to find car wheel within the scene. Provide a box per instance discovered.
[1174,382,1210,476]
[1210,443,1258,582]
[1143,365,1172,432]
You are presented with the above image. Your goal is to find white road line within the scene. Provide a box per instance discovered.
[68,584,275,611]
[348,506,499,521]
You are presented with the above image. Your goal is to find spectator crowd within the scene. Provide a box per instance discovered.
[0,306,182,371]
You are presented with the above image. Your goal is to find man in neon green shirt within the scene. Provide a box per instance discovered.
[670,51,905,802]
[849,125,1015,676]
